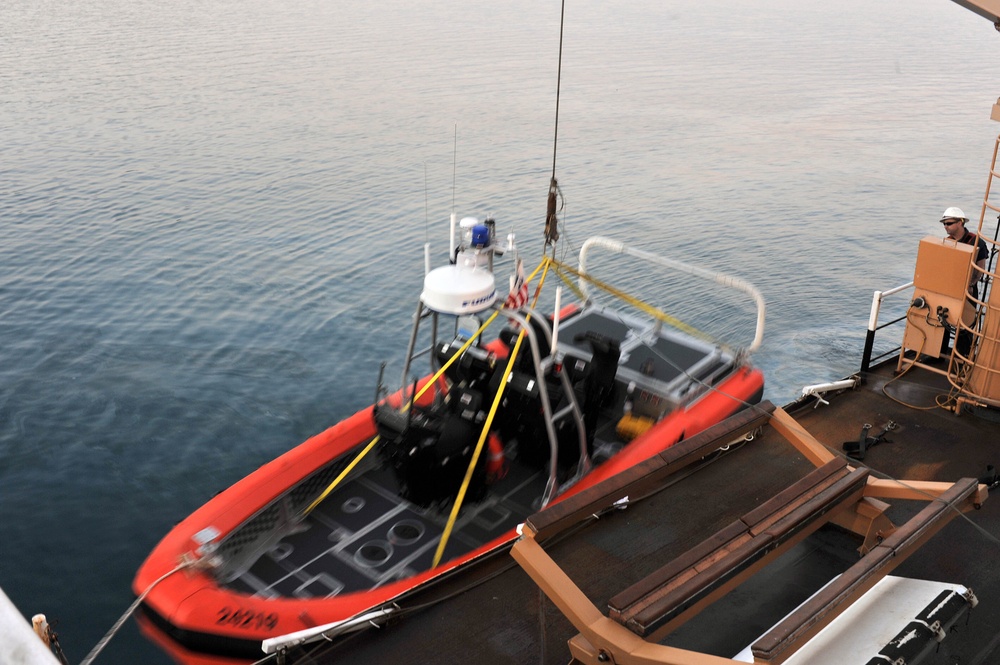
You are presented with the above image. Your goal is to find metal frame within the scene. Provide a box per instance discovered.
[510,406,987,665]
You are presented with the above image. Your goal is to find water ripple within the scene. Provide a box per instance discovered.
[2,0,999,662]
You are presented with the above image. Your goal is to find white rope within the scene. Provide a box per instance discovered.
[80,559,195,665]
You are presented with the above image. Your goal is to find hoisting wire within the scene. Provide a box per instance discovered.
[550,0,564,184]
[432,258,547,568]
[544,0,567,247]
[81,559,197,665]
[302,310,501,518]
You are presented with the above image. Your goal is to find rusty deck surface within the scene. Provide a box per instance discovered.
[279,358,1000,664]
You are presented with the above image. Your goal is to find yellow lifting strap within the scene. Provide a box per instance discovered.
[432,256,547,568]
[301,310,501,518]
[431,328,526,568]
[544,256,588,302]
[548,258,715,343]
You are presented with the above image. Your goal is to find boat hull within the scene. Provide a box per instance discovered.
[134,366,764,658]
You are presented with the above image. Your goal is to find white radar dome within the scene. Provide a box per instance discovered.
[421,265,497,315]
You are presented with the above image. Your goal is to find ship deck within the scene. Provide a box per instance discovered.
[279,357,1000,664]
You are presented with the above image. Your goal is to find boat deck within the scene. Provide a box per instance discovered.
[214,305,745,603]
[269,358,1000,663]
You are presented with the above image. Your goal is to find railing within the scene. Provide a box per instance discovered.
[860,281,915,374]
[577,237,766,354]
[856,134,1000,400]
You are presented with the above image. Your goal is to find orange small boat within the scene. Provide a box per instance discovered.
[133,223,765,661]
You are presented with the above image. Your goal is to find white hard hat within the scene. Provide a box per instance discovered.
[941,206,968,221]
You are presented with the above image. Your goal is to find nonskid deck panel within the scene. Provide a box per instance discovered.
[223,463,548,599]
[557,308,725,389]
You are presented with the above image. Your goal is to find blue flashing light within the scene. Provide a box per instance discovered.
[471,224,491,248]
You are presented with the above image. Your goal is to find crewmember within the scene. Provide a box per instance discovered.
[940,206,988,359]
[941,207,988,296]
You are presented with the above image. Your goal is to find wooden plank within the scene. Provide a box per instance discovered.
[757,467,870,542]
[864,477,989,505]
[608,463,871,638]
[610,461,851,620]
[608,520,748,619]
[625,533,775,636]
[740,458,848,532]
[525,401,776,539]
[750,477,980,663]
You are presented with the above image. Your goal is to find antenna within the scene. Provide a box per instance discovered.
[452,124,458,211]
[424,163,431,275]
[450,124,458,263]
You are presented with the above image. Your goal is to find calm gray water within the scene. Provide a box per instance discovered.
[3,0,1000,662]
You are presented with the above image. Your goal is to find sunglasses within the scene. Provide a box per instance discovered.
[942,220,962,227]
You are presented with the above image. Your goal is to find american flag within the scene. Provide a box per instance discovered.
[504,258,528,309]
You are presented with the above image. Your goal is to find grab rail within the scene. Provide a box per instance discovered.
[860,281,914,373]
[577,237,766,353]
